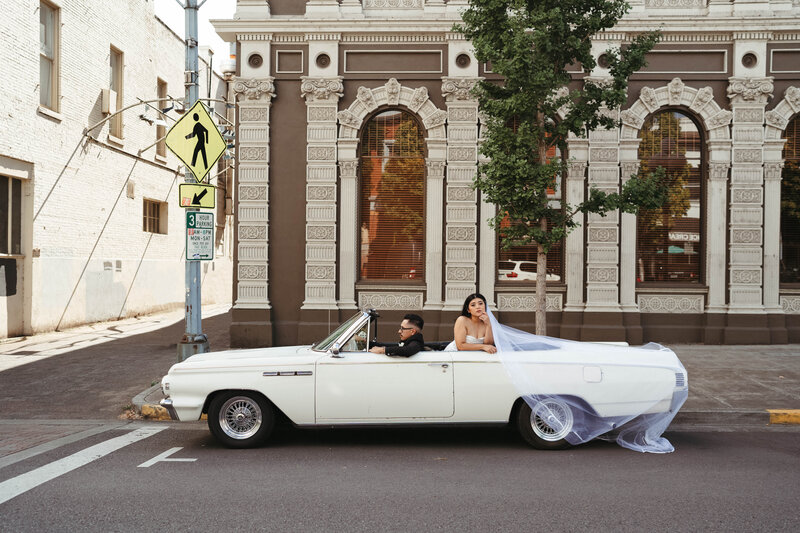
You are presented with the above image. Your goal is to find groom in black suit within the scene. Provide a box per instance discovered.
[369,313,425,357]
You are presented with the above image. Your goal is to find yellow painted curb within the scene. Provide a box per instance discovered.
[767,409,800,425]
[141,403,172,421]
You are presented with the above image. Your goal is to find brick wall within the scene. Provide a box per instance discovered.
[0,0,232,334]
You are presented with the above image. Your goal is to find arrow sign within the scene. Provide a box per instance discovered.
[179,183,215,209]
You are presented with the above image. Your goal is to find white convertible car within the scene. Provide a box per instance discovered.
[160,310,688,450]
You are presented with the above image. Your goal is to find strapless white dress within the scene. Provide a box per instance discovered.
[444,335,484,351]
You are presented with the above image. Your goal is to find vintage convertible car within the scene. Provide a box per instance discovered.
[160,310,687,450]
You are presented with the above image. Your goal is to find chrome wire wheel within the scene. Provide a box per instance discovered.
[530,399,574,442]
[219,396,263,440]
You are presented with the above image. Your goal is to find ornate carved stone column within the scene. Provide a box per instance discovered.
[585,100,622,314]
[619,159,640,312]
[425,159,446,310]
[232,77,275,345]
[706,162,730,314]
[300,77,343,310]
[563,148,587,314]
[442,77,480,310]
[726,77,773,321]
[763,162,783,313]
[477,124,496,309]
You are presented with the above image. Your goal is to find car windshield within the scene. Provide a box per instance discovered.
[313,312,365,352]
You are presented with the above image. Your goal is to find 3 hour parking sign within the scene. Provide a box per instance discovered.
[186,212,214,261]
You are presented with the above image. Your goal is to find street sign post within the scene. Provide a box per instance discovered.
[179,183,215,209]
[165,100,226,183]
[186,211,214,261]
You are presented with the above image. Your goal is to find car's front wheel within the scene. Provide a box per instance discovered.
[208,391,274,448]
[517,397,577,450]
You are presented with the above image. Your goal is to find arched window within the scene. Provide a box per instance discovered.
[636,110,703,284]
[781,115,800,284]
[358,109,425,281]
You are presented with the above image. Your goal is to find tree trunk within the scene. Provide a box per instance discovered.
[535,113,548,336]
[536,220,548,336]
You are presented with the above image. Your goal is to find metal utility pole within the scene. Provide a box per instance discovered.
[177,0,209,360]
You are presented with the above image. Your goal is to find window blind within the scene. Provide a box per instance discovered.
[636,111,702,284]
[359,110,425,281]
[781,116,800,284]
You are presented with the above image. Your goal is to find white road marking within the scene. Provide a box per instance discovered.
[0,422,128,470]
[137,447,197,468]
[0,426,165,505]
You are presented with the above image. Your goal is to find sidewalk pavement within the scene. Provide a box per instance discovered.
[1,305,798,428]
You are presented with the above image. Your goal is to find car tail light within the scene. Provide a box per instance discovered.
[507,272,518,278]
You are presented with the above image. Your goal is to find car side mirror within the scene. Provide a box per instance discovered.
[330,342,343,358]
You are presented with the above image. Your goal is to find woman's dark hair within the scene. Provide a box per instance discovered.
[461,293,487,317]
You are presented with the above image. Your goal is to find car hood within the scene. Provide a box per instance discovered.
[168,345,318,372]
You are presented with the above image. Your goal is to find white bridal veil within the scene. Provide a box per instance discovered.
[486,309,688,453]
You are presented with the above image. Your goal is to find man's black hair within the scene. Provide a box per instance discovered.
[403,313,424,331]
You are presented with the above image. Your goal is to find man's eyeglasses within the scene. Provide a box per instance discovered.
[398,326,415,331]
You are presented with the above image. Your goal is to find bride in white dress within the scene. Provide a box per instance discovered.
[444,293,497,353]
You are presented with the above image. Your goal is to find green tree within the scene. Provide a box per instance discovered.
[456,0,668,334]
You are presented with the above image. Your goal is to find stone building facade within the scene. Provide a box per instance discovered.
[0,1,234,338]
[214,0,800,346]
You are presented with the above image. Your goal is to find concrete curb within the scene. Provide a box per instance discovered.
[767,409,800,424]
[132,384,171,421]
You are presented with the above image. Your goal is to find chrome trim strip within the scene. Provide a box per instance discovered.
[159,398,179,421]
[263,370,313,377]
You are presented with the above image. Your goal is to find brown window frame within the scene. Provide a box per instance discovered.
[357,107,427,284]
[780,114,800,287]
[635,108,705,287]
[39,1,60,111]
[142,198,167,235]
[0,175,22,255]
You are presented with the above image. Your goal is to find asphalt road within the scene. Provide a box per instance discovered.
[1,421,798,532]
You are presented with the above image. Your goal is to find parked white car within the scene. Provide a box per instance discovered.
[160,310,687,450]
[498,260,561,281]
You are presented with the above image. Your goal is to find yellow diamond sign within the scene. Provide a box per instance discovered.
[165,101,226,183]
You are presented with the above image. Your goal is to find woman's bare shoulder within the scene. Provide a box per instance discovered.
[454,315,470,325]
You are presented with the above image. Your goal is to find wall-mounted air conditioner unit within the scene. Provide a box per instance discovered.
[101,88,117,115]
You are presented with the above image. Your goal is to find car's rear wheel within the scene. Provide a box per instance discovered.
[517,397,576,450]
[208,391,274,448]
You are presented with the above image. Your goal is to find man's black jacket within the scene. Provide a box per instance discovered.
[375,332,425,357]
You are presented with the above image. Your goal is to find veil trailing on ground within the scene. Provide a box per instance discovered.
[486,308,688,453]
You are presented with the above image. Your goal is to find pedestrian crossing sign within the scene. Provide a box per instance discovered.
[165,101,226,183]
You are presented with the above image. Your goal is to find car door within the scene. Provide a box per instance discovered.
[315,350,454,421]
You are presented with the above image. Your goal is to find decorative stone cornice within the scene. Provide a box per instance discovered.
[441,77,480,101]
[786,86,800,111]
[233,77,276,101]
[337,109,361,128]
[709,163,730,182]
[707,109,733,129]
[727,77,774,105]
[365,0,423,7]
[667,77,685,106]
[764,162,784,182]
[300,77,344,102]
[765,110,788,130]
[385,78,402,105]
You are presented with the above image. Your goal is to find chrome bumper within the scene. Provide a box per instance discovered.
[160,398,180,421]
